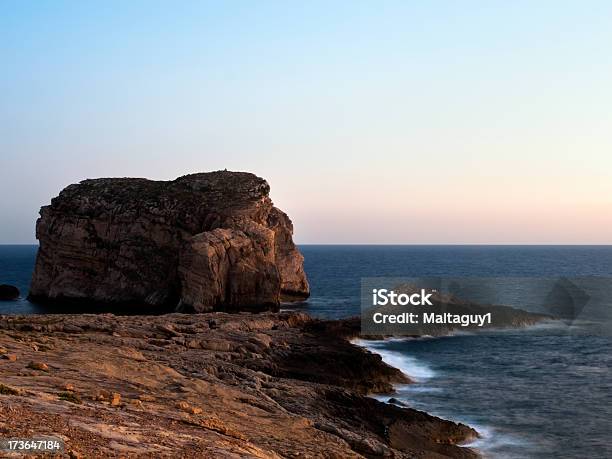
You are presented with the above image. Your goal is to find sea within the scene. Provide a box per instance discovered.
[1,244,611,459]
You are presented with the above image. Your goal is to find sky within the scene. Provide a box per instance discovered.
[1,1,612,244]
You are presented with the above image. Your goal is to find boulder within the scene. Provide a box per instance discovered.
[0,284,19,300]
[29,171,309,312]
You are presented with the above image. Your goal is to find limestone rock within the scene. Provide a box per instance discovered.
[179,223,280,311]
[0,312,479,457]
[110,392,121,406]
[29,171,309,312]
[27,361,49,372]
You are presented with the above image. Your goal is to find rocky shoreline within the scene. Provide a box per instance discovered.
[0,312,479,458]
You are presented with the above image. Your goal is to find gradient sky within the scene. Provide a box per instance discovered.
[2,1,612,244]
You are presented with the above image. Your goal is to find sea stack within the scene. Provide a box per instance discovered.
[29,171,309,312]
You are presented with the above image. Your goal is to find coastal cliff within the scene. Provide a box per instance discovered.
[29,171,309,312]
[0,312,478,458]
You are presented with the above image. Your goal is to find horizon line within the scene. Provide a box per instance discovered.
[2,242,612,247]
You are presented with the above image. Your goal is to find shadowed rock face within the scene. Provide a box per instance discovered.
[29,171,309,312]
[0,284,20,301]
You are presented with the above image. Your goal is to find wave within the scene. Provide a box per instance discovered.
[463,423,532,459]
[352,336,534,458]
[352,338,435,381]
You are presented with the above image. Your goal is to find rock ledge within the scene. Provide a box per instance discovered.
[0,312,478,458]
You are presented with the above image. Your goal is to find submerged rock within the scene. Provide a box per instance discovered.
[29,171,309,312]
[0,284,19,301]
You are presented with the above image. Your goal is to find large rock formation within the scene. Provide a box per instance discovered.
[29,171,309,312]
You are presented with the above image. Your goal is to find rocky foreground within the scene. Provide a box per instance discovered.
[0,312,478,458]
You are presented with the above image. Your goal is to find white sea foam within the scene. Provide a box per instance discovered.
[352,339,435,381]
[463,422,532,459]
[402,385,443,393]
[352,337,534,458]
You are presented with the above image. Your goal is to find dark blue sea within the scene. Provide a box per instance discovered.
[2,244,611,458]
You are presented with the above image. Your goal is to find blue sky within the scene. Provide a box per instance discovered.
[2,1,612,243]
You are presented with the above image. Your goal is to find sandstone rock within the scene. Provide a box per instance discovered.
[155,324,181,337]
[29,171,309,312]
[0,284,19,301]
[111,392,121,406]
[2,354,17,362]
[175,400,208,415]
[178,227,280,311]
[27,361,49,372]
[94,389,110,401]
[267,208,309,300]
[175,401,189,409]
[0,312,479,458]
[196,416,246,441]
[58,391,82,404]
[0,383,21,395]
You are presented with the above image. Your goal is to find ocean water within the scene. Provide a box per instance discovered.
[1,244,612,458]
[298,246,612,459]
